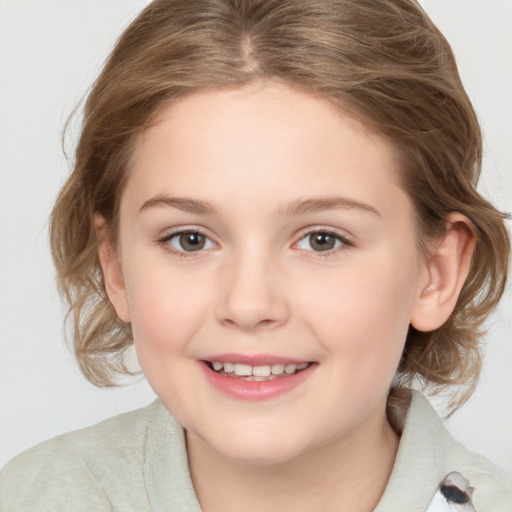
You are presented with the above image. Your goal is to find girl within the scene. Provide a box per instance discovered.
[1,1,511,510]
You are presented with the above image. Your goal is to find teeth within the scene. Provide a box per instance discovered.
[234,364,252,376]
[253,365,271,377]
[210,361,309,377]
[223,362,235,373]
[245,375,278,381]
[284,364,297,374]
[271,364,285,375]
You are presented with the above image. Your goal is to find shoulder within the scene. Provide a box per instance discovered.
[0,400,162,512]
[411,392,512,510]
[443,434,512,510]
[377,390,512,512]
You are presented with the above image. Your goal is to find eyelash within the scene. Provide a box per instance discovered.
[157,229,215,258]
[157,228,353,258]
[294,229,353,257]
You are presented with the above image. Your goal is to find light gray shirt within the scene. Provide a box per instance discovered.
[1,390,511,511]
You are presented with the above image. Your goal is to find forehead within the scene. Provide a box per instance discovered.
[125,81,407,217]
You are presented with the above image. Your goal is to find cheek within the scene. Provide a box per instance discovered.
[298,249,420,371]
[124,263,210,356]
[124,265,213,403]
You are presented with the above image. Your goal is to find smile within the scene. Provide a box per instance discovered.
[206,361,310,381]
[200,357,317,400]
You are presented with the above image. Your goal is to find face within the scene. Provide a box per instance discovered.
[107,81,429,465]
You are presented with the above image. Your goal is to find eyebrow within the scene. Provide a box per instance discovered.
[139,196,219,215]
[279,196,381,217]
[139,195,381,217]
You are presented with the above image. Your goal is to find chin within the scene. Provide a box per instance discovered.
[219,445,304,466]
[203,427,308,466]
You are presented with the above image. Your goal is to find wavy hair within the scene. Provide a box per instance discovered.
[50,0,510,413]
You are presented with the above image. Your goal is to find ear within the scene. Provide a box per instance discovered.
[410,213,476,332]
[95,214,131,323]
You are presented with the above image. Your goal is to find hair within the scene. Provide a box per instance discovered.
[50,0,510,414]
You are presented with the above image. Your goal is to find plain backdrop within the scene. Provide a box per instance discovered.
[1,0,511,470]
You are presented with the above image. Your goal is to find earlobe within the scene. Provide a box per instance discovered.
[411,213,477,332]
[95,214,131,323]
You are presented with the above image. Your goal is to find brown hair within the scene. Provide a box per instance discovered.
[50,0,510,412]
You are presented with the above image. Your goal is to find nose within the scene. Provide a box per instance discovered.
[215,250,290,332]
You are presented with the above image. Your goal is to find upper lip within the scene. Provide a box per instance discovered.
[201,353,312,366]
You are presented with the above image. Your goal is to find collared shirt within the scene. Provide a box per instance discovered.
[1,390,511,511]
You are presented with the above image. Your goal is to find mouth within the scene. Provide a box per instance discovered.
[204,360,311,381]
[199,356,317,400]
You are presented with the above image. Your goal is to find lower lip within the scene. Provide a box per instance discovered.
[199,361,316,401]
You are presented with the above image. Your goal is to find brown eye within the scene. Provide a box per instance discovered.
[163,231,214,253]
[308,232,337,251]
[178,232,206,251]
[296,230,348,253]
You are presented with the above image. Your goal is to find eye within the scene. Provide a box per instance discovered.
[296,230,349,252]
[161,230,215,253]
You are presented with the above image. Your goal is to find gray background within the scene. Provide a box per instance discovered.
[1,0,511,470]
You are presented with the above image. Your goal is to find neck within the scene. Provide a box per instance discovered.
[186,404,399,512]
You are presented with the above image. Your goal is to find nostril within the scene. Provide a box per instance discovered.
[217,307,287,331]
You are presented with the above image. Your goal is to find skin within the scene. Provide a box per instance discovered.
[99,81,476,512]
